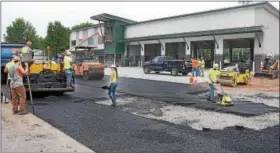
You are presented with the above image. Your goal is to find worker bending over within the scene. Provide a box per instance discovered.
[8,56,29,115]
[64,51,73,88]
[199,57,205,77]
[207,63,220,102]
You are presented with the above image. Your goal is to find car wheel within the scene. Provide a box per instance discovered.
[182,71,188,76]
[171,68,178,76]
[155,71,160,74]
[83,71,89,80]
[144,67,150,74]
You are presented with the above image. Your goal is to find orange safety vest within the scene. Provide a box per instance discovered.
[192,59,199,68]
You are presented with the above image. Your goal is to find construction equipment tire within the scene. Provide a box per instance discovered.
[232,77,237,87]
[171,68,178,76]
[244,77,249,85]
[83,71,89,80]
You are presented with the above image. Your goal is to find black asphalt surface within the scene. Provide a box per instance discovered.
[1,76,279,153]
[27,95,279,153]
[20,76,279,153]
[73,76,279,117]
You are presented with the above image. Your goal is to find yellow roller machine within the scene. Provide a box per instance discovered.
[218,63,251,87]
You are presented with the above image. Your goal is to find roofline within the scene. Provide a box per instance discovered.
[122,26,263,42]
[125,2,274,27]
[90,13,137,24]
[70,23,104,32]
[1,43,25,47]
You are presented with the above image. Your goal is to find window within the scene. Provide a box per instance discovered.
[152,56,160,63]
[71,40,76,46]
[88,38,94,45]
[98,37,103,44]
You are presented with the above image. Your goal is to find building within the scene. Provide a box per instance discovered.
[72,2,279,69]
[69,24,105,63]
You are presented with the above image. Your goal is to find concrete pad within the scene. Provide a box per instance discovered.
[1,103,95,153]
[105,67,209,84]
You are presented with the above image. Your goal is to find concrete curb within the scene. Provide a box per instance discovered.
[1,101,95,153]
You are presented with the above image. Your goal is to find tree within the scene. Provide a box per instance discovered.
[71,22,94,31]
[4,18,45,50]
[45,21,70,55]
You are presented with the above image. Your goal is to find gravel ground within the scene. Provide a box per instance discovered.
[96,91,279,131]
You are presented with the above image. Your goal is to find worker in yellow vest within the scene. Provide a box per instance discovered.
[19,41,33,69]
[64,51,73,88]
[199,57,205,77]
[3,56,15,104]
[20,41,32,55]
[208,63,221,102]
[4,56,15,86]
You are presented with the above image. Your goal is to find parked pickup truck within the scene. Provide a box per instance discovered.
[142,56,192,76]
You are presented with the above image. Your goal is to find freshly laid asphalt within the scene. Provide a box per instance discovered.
[19,76,279,153]
[73,76,279,117]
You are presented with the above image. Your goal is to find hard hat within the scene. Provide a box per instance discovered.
[110,64,116,68]
[213,63,219,68]
[66,50,72,55]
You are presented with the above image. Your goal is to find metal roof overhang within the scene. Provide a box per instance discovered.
[120,26,263,43]
[90,13,137,24]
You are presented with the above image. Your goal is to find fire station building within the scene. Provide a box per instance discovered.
[70,2,279,69]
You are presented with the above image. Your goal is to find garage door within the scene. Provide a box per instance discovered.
[144,44,161,61]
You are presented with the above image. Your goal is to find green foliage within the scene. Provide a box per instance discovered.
[45,21,70,54]
[4,18,45,50]
[71,22,94,31]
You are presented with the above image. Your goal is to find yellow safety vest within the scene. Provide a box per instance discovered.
[5,61,15,79]
[208,68,220,84]
[111,71,117,83]
[64,56,72,70]
[200,60,205,68]
[21,46,31,53]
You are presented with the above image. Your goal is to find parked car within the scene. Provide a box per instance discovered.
[142,56,192,76]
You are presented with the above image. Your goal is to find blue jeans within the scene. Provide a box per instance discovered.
[208,83,215,101]
[192,67,198,77]
[108,83,117,104]
[65,69,72,85]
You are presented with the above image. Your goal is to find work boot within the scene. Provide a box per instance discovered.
[110,103,116,107]
[13,110,19,114]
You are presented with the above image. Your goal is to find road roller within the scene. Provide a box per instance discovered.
[218,63,251,87]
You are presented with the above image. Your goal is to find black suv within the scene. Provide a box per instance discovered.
[142,56,192,76]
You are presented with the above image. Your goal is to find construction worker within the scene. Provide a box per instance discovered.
[191,57,199,77]
[8,56,29,115]
[3,57,15,104]
[199,57,205,77]
[107,64,118,107]
[19,41,32,55]
[64,51,73,88]
[19,41,33,69]
[207,63,220,102]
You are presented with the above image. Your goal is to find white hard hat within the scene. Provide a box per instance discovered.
[213,63,219,68]
[110,64,116,68]
[66,50,71,55]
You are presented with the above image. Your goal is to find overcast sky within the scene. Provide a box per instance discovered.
[2,2,279,38]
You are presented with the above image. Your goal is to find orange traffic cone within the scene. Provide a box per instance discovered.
[189,76,197,84]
